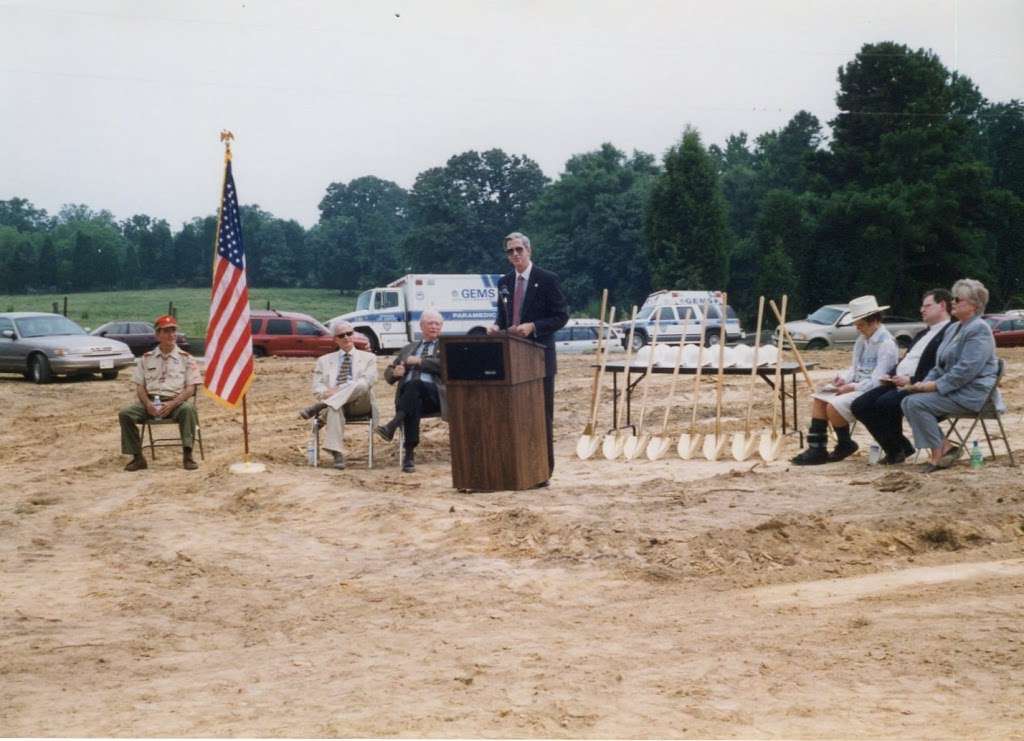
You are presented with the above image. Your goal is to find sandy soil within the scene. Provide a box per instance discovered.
[1,347,1023,738]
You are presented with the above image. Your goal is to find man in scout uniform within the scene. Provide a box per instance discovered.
[117,315,202,471]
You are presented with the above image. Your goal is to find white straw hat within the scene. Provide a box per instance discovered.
[840,295,890,324]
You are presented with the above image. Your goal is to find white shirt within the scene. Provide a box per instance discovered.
[896,319,949,377]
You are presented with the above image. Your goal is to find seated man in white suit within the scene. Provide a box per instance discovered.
[299,319,377,469]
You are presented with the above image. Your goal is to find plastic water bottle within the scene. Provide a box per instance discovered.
[307,417,319,466]
[970,441,984,470]
[152,395,163,414]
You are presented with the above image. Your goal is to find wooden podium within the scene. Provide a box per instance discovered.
[441,334,549,491]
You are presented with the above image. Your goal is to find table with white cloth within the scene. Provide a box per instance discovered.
[598,362,816,446]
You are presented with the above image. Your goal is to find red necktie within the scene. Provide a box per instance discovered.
[512,274,526,326]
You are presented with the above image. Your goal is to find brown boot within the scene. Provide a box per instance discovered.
[299,402,327,420]
[124,455,148,472]
[183,448,199,470]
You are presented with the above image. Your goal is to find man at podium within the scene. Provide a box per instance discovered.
[488,231,568,480]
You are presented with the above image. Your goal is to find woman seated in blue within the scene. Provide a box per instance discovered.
[901,278,1004,473]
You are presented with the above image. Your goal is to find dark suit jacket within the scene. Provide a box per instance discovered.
[494,265,569,377]
[908,322,951,383]
[383,339,447,420]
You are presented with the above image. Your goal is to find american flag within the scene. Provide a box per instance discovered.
[204,160,254,406]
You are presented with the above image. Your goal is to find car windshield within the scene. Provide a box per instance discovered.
[807,307,845,325]
[15,315,87,338]
[636,306,656,321]
[984,317,1001,329]
[356,291,373,311]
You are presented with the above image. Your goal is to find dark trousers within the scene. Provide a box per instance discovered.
[118,401,197,456]
[544,375,555,476]
[850,384,911,456]
[396,379,440,451]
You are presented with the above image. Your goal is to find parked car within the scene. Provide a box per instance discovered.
[91,320,191,356]
[984,314,1024,347]
[553,319,624,353]
[0,312,135,383]
[619,301,744,349]
[249,310,370,357]
[777,304,925,350]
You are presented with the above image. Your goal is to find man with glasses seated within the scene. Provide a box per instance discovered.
[487,231,569,485]
[376,309,446,473]
[299,319,377,470]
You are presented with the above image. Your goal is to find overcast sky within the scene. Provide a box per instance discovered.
[2,0,1022,228]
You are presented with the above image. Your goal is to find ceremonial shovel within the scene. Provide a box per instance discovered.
[677,301,711,459]
[646,313,690,460]
[602,306,638,460]
[759,294,788,462]
[702,292,731,461]
[731,296,766,461]
[622,319,660,460]
[576,304,616,460]
[768,299,816,394]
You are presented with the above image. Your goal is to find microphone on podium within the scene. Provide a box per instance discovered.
[499,285,511,330]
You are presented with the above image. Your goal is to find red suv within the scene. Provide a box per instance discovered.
[249,310,371,357]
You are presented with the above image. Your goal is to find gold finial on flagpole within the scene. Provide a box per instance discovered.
[220,129,234,161]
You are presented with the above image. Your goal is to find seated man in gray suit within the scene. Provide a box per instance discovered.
[902,279,1004,473]
[376,309,446,473]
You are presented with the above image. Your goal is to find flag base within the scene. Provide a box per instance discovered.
[229,461,266,475]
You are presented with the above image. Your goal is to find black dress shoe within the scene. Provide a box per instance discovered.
[901,438,916,457]
[299,402,327,420]
[532,480,550,489]
[880,449,908,465]
[182,448,199,470]
[375,420,398,442]
[124,456,148,471]
[791,447,829,465]
[827,440,859,462]
[401,451,415,473]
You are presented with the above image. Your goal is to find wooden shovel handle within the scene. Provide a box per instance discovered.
[769,295,788,431]
[713,293,729,437]
[769,299,815,392]
[743,296,766,433]
[584,289,609,430]
[689,301,711,435]
[587,305,615,431]
[659,314,690,434]
[614,306,639,430]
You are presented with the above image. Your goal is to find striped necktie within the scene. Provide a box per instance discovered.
[336,352,351,385]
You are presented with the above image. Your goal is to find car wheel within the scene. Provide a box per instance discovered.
[253,346,267,358]
[703,332,720,348]
[806,338,828,350]
[29,354,53,384]
[359,330,381,354]
[630,331,648,351]
[101,369,119,380]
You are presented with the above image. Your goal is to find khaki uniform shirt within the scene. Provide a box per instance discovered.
[132,345,202,399]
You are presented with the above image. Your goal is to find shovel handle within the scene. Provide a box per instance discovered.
[769,299,815,392]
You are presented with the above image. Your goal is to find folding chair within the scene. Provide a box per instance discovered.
[943,358,1016,466]
[395,410,443,463]
[141,386,205,461]
[314,398,379,469]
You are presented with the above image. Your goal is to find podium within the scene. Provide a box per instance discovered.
[441,334,548,491]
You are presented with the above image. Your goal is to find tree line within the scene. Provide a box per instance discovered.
[2,42,1023,321]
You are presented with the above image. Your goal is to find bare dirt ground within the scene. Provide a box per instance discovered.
[2,347,1023,738]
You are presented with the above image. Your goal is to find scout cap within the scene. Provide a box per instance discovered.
[154,315,178,330]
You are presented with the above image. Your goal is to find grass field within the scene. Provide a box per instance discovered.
[0,288,359,339]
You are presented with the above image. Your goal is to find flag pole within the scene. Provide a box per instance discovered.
[210,130,264,475]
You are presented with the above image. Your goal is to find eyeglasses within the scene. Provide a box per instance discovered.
[505,246,526,255]
[335,331,354,338]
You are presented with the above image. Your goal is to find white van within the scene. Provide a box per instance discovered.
[329,274,501,352]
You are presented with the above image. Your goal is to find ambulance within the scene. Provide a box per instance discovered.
[329,274,501,353]
[617,289,745,348]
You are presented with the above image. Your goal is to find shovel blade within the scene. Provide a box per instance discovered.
[678,433,703,460]
[624,434,649,460]
[731,433,750,461]
[602,433,624,460]
[576,434,600,460]
[703,434,725,461]
[758,432,781,462]
[646,436,669,460]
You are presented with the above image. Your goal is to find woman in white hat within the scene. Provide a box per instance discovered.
[792,295,900,465]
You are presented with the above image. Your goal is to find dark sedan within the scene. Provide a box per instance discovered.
[91,321,191,356]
